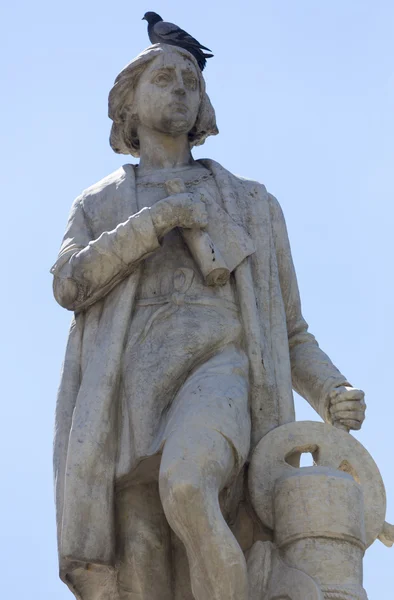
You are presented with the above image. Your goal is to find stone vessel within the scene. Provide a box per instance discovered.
[249,421,392,599]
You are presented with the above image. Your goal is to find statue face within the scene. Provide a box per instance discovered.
[133,51,201,136]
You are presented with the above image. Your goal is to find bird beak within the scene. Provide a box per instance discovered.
[142,16,146,20]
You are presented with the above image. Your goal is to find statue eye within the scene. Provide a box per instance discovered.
[152,72,171,86]
[183,76,197,91]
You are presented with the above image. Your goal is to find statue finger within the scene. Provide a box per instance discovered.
[330,388,365,404]
[330,400,366,414]
[332,410,365,421]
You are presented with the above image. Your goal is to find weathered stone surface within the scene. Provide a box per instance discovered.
[249,421,392,599]
[52,44,379,600]
[249,421,386,547]
[247,541,324,600]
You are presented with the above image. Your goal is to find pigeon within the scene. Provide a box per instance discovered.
[142,12,213,71]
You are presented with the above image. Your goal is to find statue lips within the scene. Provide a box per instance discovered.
[170,101,189,115]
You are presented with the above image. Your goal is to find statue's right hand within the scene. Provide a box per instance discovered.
[150,193,208,238]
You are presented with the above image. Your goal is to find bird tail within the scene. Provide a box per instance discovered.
[199,52,213,70]
[170,42,214,70]
[196,50,214,71]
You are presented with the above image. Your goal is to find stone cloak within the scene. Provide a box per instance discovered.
[52,160,349,587]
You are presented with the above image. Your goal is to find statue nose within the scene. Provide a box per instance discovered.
[174,87,186,96]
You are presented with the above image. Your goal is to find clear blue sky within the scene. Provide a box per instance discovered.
[1,1,393,598]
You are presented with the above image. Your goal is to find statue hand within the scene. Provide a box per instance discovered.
[151,193,208,237]
[328,386,366,431]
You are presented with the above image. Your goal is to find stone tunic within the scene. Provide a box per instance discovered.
[116,165,251,483]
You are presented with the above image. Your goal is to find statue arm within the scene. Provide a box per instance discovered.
[269,193,350,422]
[51,196,160,312]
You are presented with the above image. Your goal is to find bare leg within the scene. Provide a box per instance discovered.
[159,428,248,600]
[115,482,173,600]
[172,532,195,600]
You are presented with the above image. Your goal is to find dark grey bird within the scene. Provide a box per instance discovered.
[142,11,213,71]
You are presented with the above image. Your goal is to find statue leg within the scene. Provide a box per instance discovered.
[159,428,248,600]
[172,531,195,600]
[115,482,173,600]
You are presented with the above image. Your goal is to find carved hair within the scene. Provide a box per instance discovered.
[108,44,219,157]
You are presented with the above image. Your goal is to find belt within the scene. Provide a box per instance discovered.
[136,267,238,312]
[136,293,238,312]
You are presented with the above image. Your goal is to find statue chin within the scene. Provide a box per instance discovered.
[158,114,195,137]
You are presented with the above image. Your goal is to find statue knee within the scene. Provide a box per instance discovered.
[160,469,206,524]
[159,436,232,527]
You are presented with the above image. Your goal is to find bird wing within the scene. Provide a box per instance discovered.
[153,21,212,52]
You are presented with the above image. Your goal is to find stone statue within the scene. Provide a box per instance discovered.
[52,44,391,600]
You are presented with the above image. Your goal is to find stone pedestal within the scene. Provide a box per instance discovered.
[274,467,367,600]
[248,421,391,599]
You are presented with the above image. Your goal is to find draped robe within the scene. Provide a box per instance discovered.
[52,159,348,585]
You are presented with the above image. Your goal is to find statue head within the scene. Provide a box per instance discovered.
[108,44,218,157]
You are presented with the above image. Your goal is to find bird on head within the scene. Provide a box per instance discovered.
[142,11,213,71]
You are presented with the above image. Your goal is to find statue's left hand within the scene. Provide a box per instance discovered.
[328,386,366,431]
